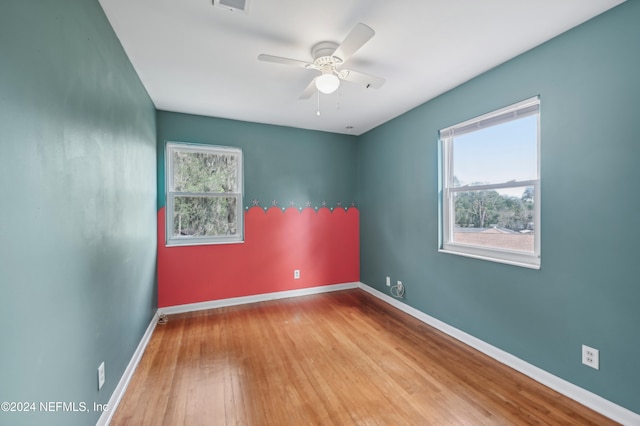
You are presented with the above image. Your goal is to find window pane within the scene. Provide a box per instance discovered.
[173,196,238,238]
[452,186,534,253]
[173,150,238,193]
[452,115,537,187]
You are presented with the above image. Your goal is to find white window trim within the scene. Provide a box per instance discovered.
[165,142,244,247]
[439,97,541,269]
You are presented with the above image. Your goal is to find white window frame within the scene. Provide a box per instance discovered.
[165,142,244,247]
[439,97,541,269]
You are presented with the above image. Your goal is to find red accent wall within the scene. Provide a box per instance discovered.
[157,206,359,307]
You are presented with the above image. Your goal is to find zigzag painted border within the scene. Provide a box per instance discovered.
[246,199,357,211]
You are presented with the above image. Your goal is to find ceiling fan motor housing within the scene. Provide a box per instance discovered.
[311,41,343,64]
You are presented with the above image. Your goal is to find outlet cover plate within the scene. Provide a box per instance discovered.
[98,362,106,390]
[582,345,599,370]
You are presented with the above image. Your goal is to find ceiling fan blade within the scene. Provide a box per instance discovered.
[258,54,312,69]
[332,23,375,63]
[340,69,385,89]
[299,79,317,99]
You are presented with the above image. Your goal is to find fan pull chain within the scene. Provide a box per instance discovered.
[316,89,321,116]
[336,86,340,110]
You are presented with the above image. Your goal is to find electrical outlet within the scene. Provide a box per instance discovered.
[397,281,403,293]
[386,276,391,286]
[98,362,106,390]
[294,270,300,279]
[582,345,599,370]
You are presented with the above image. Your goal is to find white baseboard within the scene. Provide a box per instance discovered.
[159,282,360,315]
[357,282,640,425]
[96,311,159,426]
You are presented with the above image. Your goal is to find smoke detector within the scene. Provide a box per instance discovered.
[213,0,249,13]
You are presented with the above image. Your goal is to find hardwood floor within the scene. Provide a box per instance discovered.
[111,289,617,425]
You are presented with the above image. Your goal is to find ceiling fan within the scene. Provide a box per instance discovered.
[258,23,385,99]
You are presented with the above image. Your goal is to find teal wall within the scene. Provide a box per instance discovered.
[157,111,358,211]
[0,1,157,425]
[358,1,639,414]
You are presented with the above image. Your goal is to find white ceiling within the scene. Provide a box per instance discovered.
[99,0,624,135]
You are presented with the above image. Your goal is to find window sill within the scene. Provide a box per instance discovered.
[439,244,540,270]
[166,239,245,248]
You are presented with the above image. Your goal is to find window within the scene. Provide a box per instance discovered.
[440,97,540,269]
[166,142,243,246]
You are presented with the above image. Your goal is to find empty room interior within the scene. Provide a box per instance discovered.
[1,0,639,425]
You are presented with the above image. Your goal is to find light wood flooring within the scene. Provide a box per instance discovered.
[111,289,617,425]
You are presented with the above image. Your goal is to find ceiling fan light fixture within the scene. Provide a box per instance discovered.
[315,72,340,94]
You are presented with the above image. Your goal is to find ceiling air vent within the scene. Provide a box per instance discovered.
[213,0,249,13]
